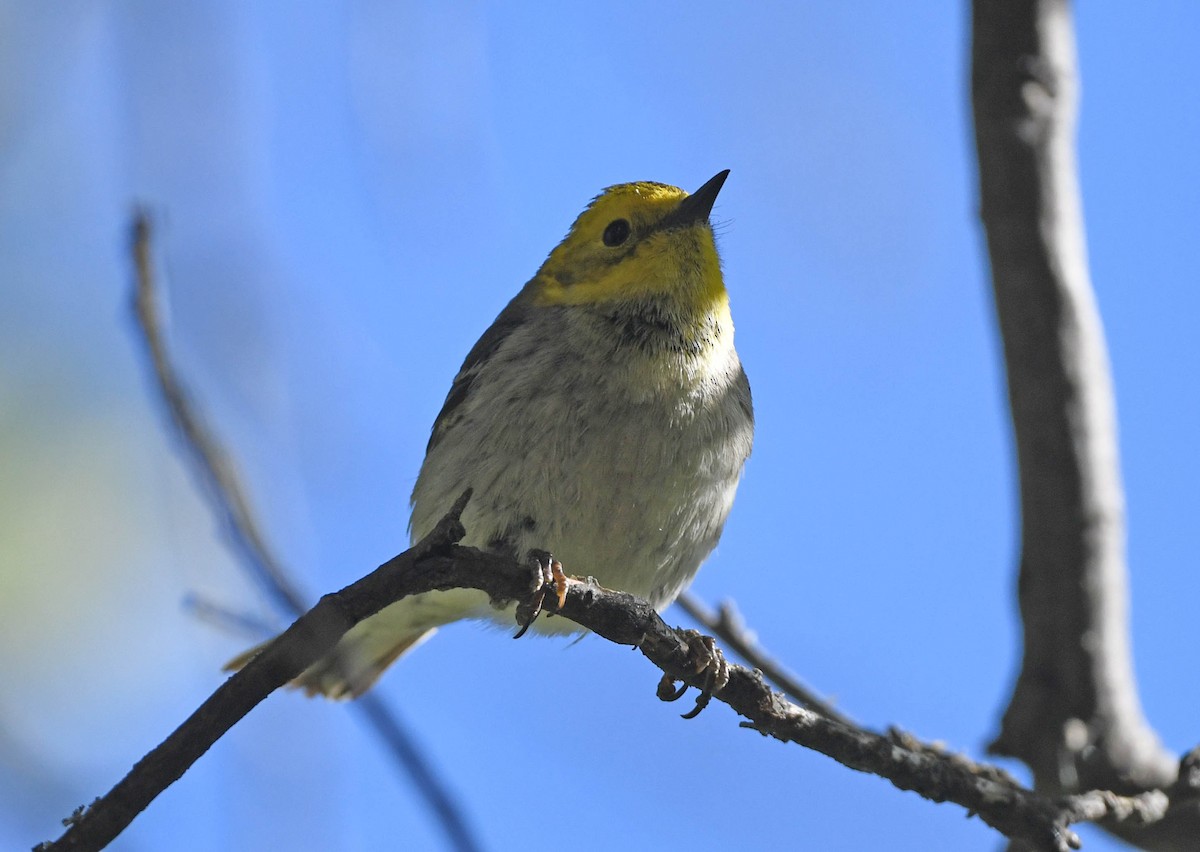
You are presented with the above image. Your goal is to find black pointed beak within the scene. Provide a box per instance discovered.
[662,170,730,229]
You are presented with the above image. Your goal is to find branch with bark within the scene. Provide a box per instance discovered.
[39,489,1174,852]
[971,1,1200,848]
[675,592,854,726]
[129,213,482,852]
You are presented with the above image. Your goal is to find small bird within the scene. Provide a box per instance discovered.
[230,171,754,698]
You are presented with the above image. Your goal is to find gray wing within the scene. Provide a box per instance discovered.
[426,295,529,454]
[734,362,754,426]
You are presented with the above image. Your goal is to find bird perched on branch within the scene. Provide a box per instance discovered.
[228,170,754,698]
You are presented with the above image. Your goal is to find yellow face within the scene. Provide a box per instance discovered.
[532,181,726,313]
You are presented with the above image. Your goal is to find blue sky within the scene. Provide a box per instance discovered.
[2,4,1197,851]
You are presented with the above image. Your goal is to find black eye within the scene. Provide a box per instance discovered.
[602,218,631,247]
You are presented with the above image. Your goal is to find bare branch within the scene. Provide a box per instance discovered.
[675,592,853,725]
[128,212,482,852]
[131,212,309,614]
[182,594,275,639]
[41,494,1182,851]
[40,493,472,852]
[971,1,1195,848]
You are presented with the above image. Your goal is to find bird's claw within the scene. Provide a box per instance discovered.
[656,630,730,719]
[656,674,691,702]
[513,550,567,639]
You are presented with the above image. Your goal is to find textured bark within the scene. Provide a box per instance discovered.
[41,491,1168,852]
[971,1,1198,847]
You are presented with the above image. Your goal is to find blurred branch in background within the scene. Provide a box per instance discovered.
[129,213,483,852]
[970,1,1200,848]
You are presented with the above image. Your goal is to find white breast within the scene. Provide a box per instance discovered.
[408,303,753,633]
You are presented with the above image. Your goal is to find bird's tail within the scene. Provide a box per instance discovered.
[224,600,442,700]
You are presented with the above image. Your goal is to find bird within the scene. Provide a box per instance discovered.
[228,170,754,699]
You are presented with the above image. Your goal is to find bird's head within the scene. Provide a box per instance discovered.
[529,171,730,315]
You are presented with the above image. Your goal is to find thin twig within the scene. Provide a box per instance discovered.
[131,212,309,615]
[41,509,1174,852]
[675,592,853,726]
[128,211,483,852]
[182,594,275,639]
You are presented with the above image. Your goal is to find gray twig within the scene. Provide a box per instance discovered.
[127,212,482,852]
[40,505,1174,852]
[675,592,852,725]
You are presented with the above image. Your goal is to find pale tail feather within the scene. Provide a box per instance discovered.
[224,589,485,699]
[224,625,436,700]
[297,627,436,699]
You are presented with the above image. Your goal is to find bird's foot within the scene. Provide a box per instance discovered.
[513,549,567,639]
[656,629,730,719]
